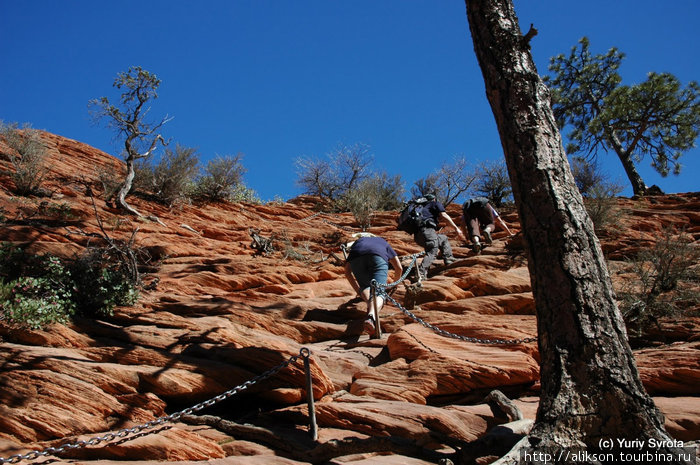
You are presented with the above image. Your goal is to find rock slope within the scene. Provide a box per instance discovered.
[0,132,698,464]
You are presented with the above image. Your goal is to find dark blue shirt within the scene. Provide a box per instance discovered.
[420,200,446,226]
[347,236,398,263]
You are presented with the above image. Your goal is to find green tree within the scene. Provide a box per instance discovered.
[545,37,700,196]
[90,66,170,216]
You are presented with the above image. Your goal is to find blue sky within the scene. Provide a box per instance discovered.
[2,1,698,201]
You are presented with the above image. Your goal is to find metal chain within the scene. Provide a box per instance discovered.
[0,349,307,465]
[372,258,537,345]
[373,252,425,289]
[383,291,537,345]
[321,218,362,233]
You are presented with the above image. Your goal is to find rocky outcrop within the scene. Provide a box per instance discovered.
[0,132,698,463]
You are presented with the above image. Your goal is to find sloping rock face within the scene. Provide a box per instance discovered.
[0,132,698,464]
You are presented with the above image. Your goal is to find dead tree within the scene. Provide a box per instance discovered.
[463,0,688,463]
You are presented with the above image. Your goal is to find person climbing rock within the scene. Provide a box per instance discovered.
[410,194,464,279]
[343,235,403,335]
[461,197,514,254]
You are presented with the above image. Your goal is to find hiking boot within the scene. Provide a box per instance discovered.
[363,316,376,335]
[444,257,455,266]
[472,242,482,254]
[484,229,493,245]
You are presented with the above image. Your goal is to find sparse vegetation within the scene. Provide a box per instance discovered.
[412,156,475,206]
[617,227,700,340]
[193,153,258,203]
[472,159,512,207]
[339,173,404,229]
[295,143,404,225]
[0,122,50,196]
[570,157,625,232]
[132,144,200,206]
[0,243,141,329]
[295,143,374,204]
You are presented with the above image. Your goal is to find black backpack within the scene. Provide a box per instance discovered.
[397,198,435,234]
[463,197,489,215]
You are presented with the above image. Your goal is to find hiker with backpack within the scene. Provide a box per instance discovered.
[398,194,464,279]
[343,235,403,335]
[461,197,514,254]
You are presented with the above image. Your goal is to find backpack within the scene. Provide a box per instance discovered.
[463,197,489,215]
[397,197,435,234]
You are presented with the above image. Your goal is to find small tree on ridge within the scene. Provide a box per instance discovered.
[90,66,171,216]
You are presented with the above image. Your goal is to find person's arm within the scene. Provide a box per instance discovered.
[388,255,403,283]
[440,211,466,240]
[490,205,514,236]
[344,262,361,297]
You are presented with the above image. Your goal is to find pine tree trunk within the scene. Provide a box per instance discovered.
[617,150,648,197]
[463,0,687,462]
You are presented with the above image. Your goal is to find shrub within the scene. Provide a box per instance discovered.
[70,249,139,317]
[0,122,50,196]
[0,253,75,329]
[583,181,625,233]
[617,227,700,339]
[570,157,625,231]
[97,163,126,203]
[193,153,254,202]
[133,144,200,206]
[0,244,140,328]
[412,156,475,206]
[570,156,605,197]
[473,159,512,207]
[295,143,373,203]
[0,277,74,329]
[339,173,404,229]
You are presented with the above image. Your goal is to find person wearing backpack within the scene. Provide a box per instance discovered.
[401,194,464,279]
[343,235,403,335]
[461,197,514,254]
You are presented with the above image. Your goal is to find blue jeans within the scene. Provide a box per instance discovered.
[349,254,389,292]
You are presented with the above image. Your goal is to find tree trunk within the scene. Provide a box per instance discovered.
[463,0,687,462]
[616,149,648,197]
[115,156,143,217]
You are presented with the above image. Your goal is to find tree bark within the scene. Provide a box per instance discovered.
[463,0,686,462]
[616,149,648,197]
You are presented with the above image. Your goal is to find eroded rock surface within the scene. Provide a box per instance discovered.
[0,132,698,463]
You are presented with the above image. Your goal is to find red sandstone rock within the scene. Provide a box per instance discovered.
[0,132,698,464]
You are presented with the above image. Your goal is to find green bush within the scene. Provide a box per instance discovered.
[338,173,404,229]
[70,249,139,317]
[0,254,76,329]
[193,154,257,202]
[0,244,140,329]
[133,144,200,206]
[0,277,75,329]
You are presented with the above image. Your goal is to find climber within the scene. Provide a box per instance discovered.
[343,235,403,335]
[409,194,464,279]
[461,197,514,254]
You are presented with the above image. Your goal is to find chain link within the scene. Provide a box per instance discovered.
[373,259,537,346]
[384,292,537,345]
[0,350,306,464]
